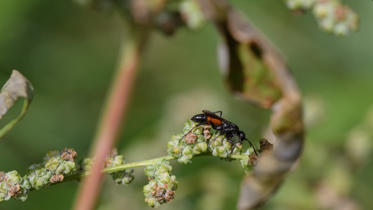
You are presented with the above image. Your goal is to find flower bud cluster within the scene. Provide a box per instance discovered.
[143,160,177,208]
[285,0,358,36]
[167,120,209,164]
[105,150,134,185]
[24,148,79,194]
[209,134,242,158]
[313,0,358,36]
[0,171,26,202]
[0,148,79,202]
[167,120,256,167]
[44,149,78,177]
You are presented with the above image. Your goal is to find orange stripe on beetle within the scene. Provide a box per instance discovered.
[207,116,222,125]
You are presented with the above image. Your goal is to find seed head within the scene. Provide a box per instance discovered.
[143,160,177,208]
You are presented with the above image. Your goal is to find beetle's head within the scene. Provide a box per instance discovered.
[191,113,206,123]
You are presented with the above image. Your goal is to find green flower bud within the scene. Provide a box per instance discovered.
[45,157,59,171]
[44,150,60,161]
[209,135,230,158]
[104,150,135,185]
[182,146,193,156]
[193,142,208,154]
[179,0,206,29]
[285,0,316,10]
[6,171,22,183]
[232,143,243,155]
[167,136,183,158]
[111,169,134,185]
[43,149,78,176]
[25,168,51,190]
[82,158,93,174]
[240,148,257,170]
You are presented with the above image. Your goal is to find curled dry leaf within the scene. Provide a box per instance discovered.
[0,70,34,140]
[196,1,304,209]
[198,0,283,108]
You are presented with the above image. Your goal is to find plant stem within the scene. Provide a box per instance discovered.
[103,154,249,173]
[101,153,249,174]
[0,100,31,139]
[73,30,149,210]
[70,153,250,179]
[103,155,174,173]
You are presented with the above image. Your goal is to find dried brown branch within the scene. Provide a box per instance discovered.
[197,0,304,209]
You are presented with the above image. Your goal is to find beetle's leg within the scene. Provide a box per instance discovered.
[215,124,224,131]
[225,133,237,156]
[208,132,217,147]
[208,130,224,148]
[209,125,226,148]
[222,125,236,133]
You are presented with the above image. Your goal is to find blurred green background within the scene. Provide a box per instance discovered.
[0,0,372,209]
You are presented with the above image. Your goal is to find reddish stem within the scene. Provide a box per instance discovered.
[73,33,148,210]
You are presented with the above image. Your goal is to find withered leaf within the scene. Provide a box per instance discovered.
[0,70,33,140]
[220,10,285,108]
[198,0,286,108]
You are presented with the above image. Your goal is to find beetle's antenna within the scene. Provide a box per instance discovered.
[178,124,200,143]
[245,138,258,156]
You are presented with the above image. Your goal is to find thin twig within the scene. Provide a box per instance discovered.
[67,153,253,182]
[73,31,149,210]
[103,155,174,173]
[52,153,253,188]
[102,153,249,173]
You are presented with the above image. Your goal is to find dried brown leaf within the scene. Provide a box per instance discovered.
[200,1,284,108]
[0,70,33,140]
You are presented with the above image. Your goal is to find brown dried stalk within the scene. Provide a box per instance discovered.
[196,0,304,209]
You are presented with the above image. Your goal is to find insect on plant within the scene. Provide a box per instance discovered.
[180,110,258,155]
